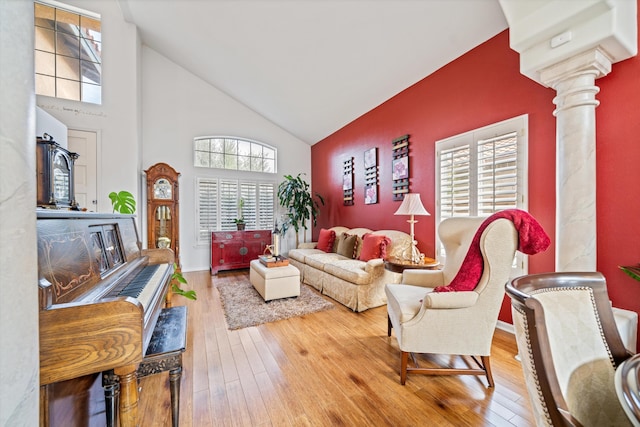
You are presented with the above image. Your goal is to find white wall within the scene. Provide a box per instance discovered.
[0,1,39,425]
[141,47,311,272]
[35,0,141,215]
[31,0,312,273]
[36,107,68,148]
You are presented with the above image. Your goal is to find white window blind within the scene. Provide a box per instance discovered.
[240,182,257,229]
[439,145,471,218]
[197,178,218,242]
[196,178,276,244]
[220,180,239,231]
[258,183,275,230]
[477,132,518,215]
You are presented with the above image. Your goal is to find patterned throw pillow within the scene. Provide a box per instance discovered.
[358,233,391,261]
[316,228,336,252]
[336,233,358,258]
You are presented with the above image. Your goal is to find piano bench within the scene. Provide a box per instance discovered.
[103,305,188,427]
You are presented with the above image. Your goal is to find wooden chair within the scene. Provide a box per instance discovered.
[507,272,633,427]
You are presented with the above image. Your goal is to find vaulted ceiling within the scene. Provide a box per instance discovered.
[118,0,508,144]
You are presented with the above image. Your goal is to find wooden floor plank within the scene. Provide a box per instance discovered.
[135,269,533,426]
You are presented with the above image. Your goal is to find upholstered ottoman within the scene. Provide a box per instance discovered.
[249,260,300,301]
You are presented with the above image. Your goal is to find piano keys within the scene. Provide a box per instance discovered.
[37,210,174,427]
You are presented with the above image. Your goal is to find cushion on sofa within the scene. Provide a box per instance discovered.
[358,233,391,261]
[336,233,358,258]
[305,252,347,270]
[317,228,336,252]
[323,260,372,285]
[288,248,325,264]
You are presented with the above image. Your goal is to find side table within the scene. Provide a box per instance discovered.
[384,257,440,273]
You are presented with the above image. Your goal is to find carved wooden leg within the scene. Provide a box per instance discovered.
[169,365,182,427]
[387,314,392,337]
[40,385,50,427]
[482,355,495,387]
[165,285,173,308]
[114,365,139,427]
[400,351,409,385]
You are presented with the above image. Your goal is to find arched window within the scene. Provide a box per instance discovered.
[194,136,276,173]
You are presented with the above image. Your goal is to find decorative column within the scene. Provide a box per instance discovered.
[540,48,612,271]
[0,1,40,425]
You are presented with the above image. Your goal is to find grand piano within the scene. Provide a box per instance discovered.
[37,210,175,427]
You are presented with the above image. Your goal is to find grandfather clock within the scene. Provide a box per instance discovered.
[145,163,180,264]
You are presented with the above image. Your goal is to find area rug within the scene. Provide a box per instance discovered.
[216,280,334,330]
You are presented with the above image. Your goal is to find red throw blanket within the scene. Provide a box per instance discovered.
[434,209,550,293]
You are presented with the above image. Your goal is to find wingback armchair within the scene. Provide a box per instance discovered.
[385,216,519,386]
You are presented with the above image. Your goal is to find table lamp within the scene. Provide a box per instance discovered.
[394,193,430,263]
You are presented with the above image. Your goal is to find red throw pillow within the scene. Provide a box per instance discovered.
[358,233,391,261]
[316,228,336,252]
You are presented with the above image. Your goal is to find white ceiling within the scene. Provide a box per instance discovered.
[118,0,508,144]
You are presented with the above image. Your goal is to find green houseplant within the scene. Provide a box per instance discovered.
[620,263,640,282]
[171,264,197,300]
[277,173,324,248]
[109,190,136,214]
[234,198,246,230]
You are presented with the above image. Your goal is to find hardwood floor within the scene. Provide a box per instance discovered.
[138,270,534,426]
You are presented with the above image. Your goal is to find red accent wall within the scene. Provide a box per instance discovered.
[311,23,640,327]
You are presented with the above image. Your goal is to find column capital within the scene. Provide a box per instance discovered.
[540,47,612,89]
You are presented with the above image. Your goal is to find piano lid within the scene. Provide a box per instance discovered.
[37,210,143,307]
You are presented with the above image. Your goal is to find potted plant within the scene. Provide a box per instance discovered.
[171,264,197,300]
[109,190,136,214]
[620,263,640,282]
[234,198,246,230]
[277,173,324,248]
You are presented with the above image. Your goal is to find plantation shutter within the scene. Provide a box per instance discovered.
[258,183,275,230]
[477,132,518,215]
[438,145,471,219]
[240,182,257,229]
[196,177,276,243]
[220,180,239,231]
[197,178,218,243]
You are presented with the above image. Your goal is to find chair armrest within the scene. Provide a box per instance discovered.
[365,258,384,273]
[402,269,445,288]
[142,248,175,264]
[298,242,318,249]
[423,291,478,309]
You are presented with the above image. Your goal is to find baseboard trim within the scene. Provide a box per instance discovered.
[496,320,515,335]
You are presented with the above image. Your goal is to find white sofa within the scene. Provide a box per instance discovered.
[287,226,412,312]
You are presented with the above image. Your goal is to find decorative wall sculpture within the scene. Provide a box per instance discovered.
[343,157,354,205]
[364,147,378,204]
[391,135,410,201]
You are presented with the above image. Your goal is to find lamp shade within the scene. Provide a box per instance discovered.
[394,193,430,216]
